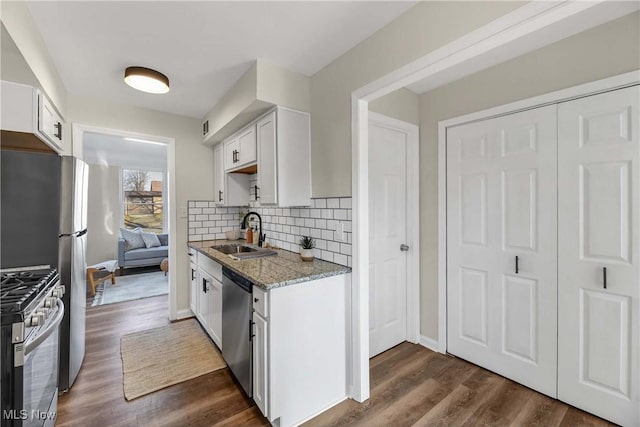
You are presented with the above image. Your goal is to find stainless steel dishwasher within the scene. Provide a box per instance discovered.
[222,267,253,397]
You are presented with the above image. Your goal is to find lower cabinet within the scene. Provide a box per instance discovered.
[252,311,269,418]
[188,247,223,349]
[189,260,198,314]
[251,274,350,427]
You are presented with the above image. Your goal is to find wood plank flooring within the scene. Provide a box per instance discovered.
[60,295,613,427]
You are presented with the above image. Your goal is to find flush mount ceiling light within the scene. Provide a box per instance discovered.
[124,66,170,94]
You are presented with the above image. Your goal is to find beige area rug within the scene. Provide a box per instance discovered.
[120,319,226,400]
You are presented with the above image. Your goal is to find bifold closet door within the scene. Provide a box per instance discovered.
[557,85,639,427]
[447,105,558,397]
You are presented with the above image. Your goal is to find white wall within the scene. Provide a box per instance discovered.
[68,94,214,314]
[309,1,524,197]
[418,11,640,340]
[86,164,121,266]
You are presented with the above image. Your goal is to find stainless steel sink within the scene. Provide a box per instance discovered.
[212,244,257,254]
[211,244,277,260]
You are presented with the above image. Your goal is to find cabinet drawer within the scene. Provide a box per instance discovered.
[253,286,268,318]
[197,252,222,282]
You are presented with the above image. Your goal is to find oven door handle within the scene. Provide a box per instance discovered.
[24,299,64,355]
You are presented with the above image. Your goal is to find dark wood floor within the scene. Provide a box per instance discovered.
[58,295,268,427]
[60,295,613,427]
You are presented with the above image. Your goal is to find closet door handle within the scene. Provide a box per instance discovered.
[515,256,519,274]
[603,267,607,289]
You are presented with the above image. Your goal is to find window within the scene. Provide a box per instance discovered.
[122,169,164,233]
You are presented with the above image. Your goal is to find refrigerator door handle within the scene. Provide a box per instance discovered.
[58,229,87,238]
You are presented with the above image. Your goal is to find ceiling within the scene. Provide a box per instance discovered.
[26,1,415,119]
[83,132,167,171]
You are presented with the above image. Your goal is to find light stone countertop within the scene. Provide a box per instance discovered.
[188,239,351,290]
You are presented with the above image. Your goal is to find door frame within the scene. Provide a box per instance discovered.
[71,123,179,320]
[368,112,421,352]
[350,0,639,402]
[436,70,640,353]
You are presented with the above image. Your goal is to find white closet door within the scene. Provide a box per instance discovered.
[558,85,639,427]
[447,105,558,397]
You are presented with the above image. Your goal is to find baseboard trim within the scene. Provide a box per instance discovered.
[176,309,194,320]
[419,335,441,353]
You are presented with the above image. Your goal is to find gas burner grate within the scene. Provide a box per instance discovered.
[0,269,58,315]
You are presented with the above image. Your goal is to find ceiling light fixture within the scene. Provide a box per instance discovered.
[124,66,170,94]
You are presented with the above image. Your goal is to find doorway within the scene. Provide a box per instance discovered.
[73,124,177,317]
[367,112,420,358]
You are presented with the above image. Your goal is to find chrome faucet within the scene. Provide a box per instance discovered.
[241,211,265,247]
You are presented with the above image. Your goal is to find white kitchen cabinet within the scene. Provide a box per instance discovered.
[224,124,257,171]
[214,142,250,207]
[191,251,223,349]
[1,81,65,154]
[252,273,349,426]
[252,311,268,417]
[198,268,213,335]
[257,108,311,207]
[189,261,198,315]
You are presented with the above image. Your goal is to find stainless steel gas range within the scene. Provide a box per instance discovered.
[0,266,65,427]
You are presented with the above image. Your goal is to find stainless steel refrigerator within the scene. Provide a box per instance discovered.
[58,156,89,391]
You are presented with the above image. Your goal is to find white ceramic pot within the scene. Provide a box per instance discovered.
[300,248,314,262]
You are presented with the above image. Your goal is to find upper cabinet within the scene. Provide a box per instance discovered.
[257,108,311,207]
[215,106,311,207]
[224,124,257,172]
[1,81,65,154]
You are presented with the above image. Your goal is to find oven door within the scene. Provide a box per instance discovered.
[22,300,64,427]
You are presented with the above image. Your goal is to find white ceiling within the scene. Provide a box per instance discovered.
[26,1,415,118]
[83,132,168,171]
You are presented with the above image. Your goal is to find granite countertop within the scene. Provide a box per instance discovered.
[188,239,351,290]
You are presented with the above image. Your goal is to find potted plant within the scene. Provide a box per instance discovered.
[299,235,316,261]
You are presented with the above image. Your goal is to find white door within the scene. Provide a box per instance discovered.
[447,105,558,397]
[210,277,223,348]
[252,312,269,417]
[189,261,198,314]
[557,85,639,427]
[198,269,212,334]
[368,119,409,357]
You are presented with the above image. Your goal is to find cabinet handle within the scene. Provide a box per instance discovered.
[233,150,239,163]
[202,278,207,293]
[249,319,254,341]
[254,185,259,201]
[218,190,223,202]
[603,267,607,289]
[203,120,209,136]
[54,122,62,140]
[515,256,519,274]
[254,297,259,303]
[191,269,195,281]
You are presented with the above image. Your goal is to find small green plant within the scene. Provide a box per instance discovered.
[299,235,316,249]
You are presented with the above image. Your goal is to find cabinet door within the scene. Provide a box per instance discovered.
[198,270,213,334]
[238,124,257,166]
[214,144,225,205]
[257,112,277,205]
[447,105,558,397]
[557,86,639,427]
[210,278,223,348]
[189,261,198,314]
[224,138,240,171]
[253,312,269,418]
[38,93,63,151]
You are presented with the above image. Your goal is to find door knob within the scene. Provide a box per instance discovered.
[400,244,410,251]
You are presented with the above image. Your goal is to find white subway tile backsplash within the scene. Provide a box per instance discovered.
[188,197,352,266]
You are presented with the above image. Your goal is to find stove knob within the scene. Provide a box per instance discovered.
[36,310,48,322]
[29,314,42,326]
[44,297,56,308]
